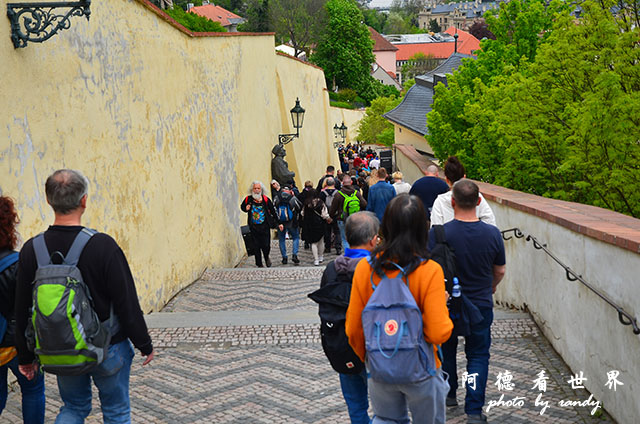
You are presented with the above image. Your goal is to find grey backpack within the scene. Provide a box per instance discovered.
[27,228,114,375]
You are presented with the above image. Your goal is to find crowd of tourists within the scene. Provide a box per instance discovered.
[306,155,506,424]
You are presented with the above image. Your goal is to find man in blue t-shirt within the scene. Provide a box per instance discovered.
[410,164,449,218]
[428,179,506,424]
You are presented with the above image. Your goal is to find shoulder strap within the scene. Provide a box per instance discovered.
[0,252,19,273]
[33,233,51,267]
[64,228,97,266]
[433,225,446,244]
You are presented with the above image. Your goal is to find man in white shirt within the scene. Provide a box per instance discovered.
[430,157,496,226]
[369,155,380,170]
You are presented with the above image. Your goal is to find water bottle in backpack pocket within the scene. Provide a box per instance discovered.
[362,261,437,384]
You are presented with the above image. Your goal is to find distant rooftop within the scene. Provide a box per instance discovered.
[384,32,456,44]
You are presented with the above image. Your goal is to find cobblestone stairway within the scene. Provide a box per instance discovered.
[4,241,615,423]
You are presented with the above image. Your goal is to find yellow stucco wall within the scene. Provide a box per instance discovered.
[0,0,363,311]
[394,125,433,155]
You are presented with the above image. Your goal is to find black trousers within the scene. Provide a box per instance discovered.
[324,220,340,251]
[252,229,271,266]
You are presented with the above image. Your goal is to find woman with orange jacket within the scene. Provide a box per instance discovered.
[345,194,453,424]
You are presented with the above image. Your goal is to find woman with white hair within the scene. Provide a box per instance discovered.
[241,181,281,267]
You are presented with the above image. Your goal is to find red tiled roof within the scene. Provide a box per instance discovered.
[444,26,481,53]
[395,27,480,60]
[189,4,243,27]
[369,27,398,52]
[386,70,397,79]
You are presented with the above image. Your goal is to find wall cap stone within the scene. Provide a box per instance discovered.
[396,144,640,255]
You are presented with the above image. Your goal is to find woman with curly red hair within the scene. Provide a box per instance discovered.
[0,193,45,423]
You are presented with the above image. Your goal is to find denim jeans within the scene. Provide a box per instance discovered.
[369,369,449,424]
[339,370,370,424]
[55,340,135,424]
[442,307,493,415]
[278,226,299,259]
[337,220,349,251]
[0,354,45,423]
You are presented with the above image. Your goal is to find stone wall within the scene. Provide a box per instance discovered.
[0,0,363,311]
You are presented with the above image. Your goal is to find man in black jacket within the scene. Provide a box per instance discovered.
[328,174,367,251]
[310,211,379,423]
[15,169,155,423]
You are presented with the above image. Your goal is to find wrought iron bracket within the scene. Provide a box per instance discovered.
[278,133,297,145]
[501,228,524,241]
[7,1,91,49]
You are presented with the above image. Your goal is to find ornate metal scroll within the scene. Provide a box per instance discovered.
[7,1,91,48]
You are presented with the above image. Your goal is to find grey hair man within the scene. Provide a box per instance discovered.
[428,179,506,423]
[409,163,449,218]
[310,211,380,423]
[15,169,155,423]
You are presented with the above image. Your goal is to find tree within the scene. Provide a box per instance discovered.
[467,19,495,40]
[401,52,439,80]
[270,0,327,57]
[391,0,427,27]
[361,7,388,34]
[311,0,375,93]
[357,95,402,145]
[427,0,640,217]
[428,19,441,33]
[384,12,415,34]
[238,0,271,32]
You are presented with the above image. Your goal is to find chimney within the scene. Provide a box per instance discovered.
[454,33,459,53]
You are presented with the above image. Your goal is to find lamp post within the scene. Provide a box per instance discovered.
[333,121,347,148]
[278,98,306,145]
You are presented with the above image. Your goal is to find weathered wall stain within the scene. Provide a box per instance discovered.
[0,0,363,311]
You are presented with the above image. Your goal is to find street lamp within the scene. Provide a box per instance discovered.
[278,98,306,145]
[333,121,347,148]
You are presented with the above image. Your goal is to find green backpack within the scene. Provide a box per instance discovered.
[27,228,114,376]
[340,190,361,219]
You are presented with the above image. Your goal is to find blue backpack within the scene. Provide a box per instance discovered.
[0,252,19,341]
[277,199,294,223]
[362,260,438,384]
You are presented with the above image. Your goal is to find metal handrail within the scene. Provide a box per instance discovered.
[501,228,640,335]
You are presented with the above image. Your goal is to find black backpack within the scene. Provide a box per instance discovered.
[429,225,465,334]
[308,262,364,374]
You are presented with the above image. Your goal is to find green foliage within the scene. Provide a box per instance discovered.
[361,7,388,33]
[270,0,326,57]
[311,0,375,96]
[238,0,271,32]
[401,52,439,81]
[428,19,441,33]
[337,88,358,102]
[357,95,402,145]
[427,0,640,217]
[330,100,356,109]
[165,7,227,32]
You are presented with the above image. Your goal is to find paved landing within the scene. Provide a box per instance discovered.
[4,256,615,423]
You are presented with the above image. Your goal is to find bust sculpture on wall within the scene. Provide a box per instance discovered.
[271,144,296,186]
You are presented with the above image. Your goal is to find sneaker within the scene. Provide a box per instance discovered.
[446,397,458,407]
[256,263,264,268]
[319,256,324,263]
[282,257,288,265]
[314,260,320,266]
[265,258,272,267]
[467,414,488,424]
[292,255,300,264]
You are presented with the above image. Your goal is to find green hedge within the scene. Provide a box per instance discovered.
[165,7,227,32]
